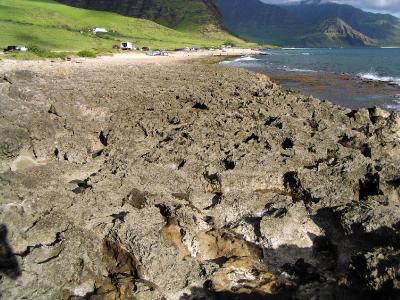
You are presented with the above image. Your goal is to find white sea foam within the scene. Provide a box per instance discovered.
[385,104,400,112]
[385,95,400,112]
[282,66,317,73]
[282,47,312,50]
[221,56,259,64]
[234,56,259,62]
[358,72,400,86]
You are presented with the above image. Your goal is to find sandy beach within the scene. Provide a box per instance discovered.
[0,48,261,73]
[0,52,399,299]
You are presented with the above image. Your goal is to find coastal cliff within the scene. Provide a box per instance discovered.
[0,59,399,299]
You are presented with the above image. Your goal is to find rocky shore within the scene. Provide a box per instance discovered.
[0,58,399,299]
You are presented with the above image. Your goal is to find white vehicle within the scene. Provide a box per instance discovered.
[92,28,108,34]
[147,51,161,56]
[120,42,134,50]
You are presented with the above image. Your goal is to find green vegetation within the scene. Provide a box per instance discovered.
[0,0,252,53]
[77,50,96,57]
[56,0,223,33]
[27,44,70,58]
[216,0,400,47]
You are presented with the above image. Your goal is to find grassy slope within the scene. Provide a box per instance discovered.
[143,0,220,31]
[0,0,250,51]
[216,0,400,47]
[384,21,400,46]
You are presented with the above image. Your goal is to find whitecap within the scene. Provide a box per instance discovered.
[281,66,318,73]
[358,72,400,86]
[281,47,312,50]
[233,56,259,62]
[385,103,400,112]
[385,95,400,112]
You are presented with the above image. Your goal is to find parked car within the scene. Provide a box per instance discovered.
[91,28,108,34]
[142,47,150,51]
[4,45,28,53]
[120,42,134,50]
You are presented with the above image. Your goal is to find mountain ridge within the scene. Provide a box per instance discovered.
[0,0,250,52]
[301,17,377,47]
[55,0,224,31]
[217,0,400,47]
[48,0,400,47]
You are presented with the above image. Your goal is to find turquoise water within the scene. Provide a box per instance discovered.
[223,48,400,111]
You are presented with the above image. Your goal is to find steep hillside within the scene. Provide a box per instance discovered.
[0,0,247,51]
[215,0,308,45]
[298,18,376,47]
[55,0,223,32]
[284,0,400,42]
[215,0,400,47]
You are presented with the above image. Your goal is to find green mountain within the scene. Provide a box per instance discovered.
[0,0,248,53]
[215,0,400,47]
[214,0,306,45]
[301,17,376,47]
[55,0,223,32]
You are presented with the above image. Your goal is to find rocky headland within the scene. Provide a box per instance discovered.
[0,57,399,299]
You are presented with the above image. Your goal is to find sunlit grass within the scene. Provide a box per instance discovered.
[0,0,253,52]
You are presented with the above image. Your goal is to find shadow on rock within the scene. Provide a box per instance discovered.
[0,224,21,279]
[179,205,400,300]
[180,286,293,300]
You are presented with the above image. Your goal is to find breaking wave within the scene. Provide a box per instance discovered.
[358,72,400,86]
[234,56,259,62]
[385,96,400,112]
[220,56,260,64]
[281,66,318,73]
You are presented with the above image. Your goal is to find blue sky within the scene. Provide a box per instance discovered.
[262,0,400,17]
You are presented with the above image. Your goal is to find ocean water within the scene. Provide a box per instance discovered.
[223,48,400,111]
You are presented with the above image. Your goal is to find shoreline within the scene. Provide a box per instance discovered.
[1,47,399,115]
[260,68,400,111]
[220,51,400,112]
[0,47,261,72]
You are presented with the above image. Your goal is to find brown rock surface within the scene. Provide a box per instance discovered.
[0,59,399,299]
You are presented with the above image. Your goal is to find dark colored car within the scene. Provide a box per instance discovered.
[4,45,27,52]
[4,45,18,52]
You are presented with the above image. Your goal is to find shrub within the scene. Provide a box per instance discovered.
[25,44,69,59]
[223,40,237,47]
[77,50,96,58]
[27,44,49,57]
[96,31,123,40]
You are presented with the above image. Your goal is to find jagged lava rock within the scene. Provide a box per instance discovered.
[0,60,399,299]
